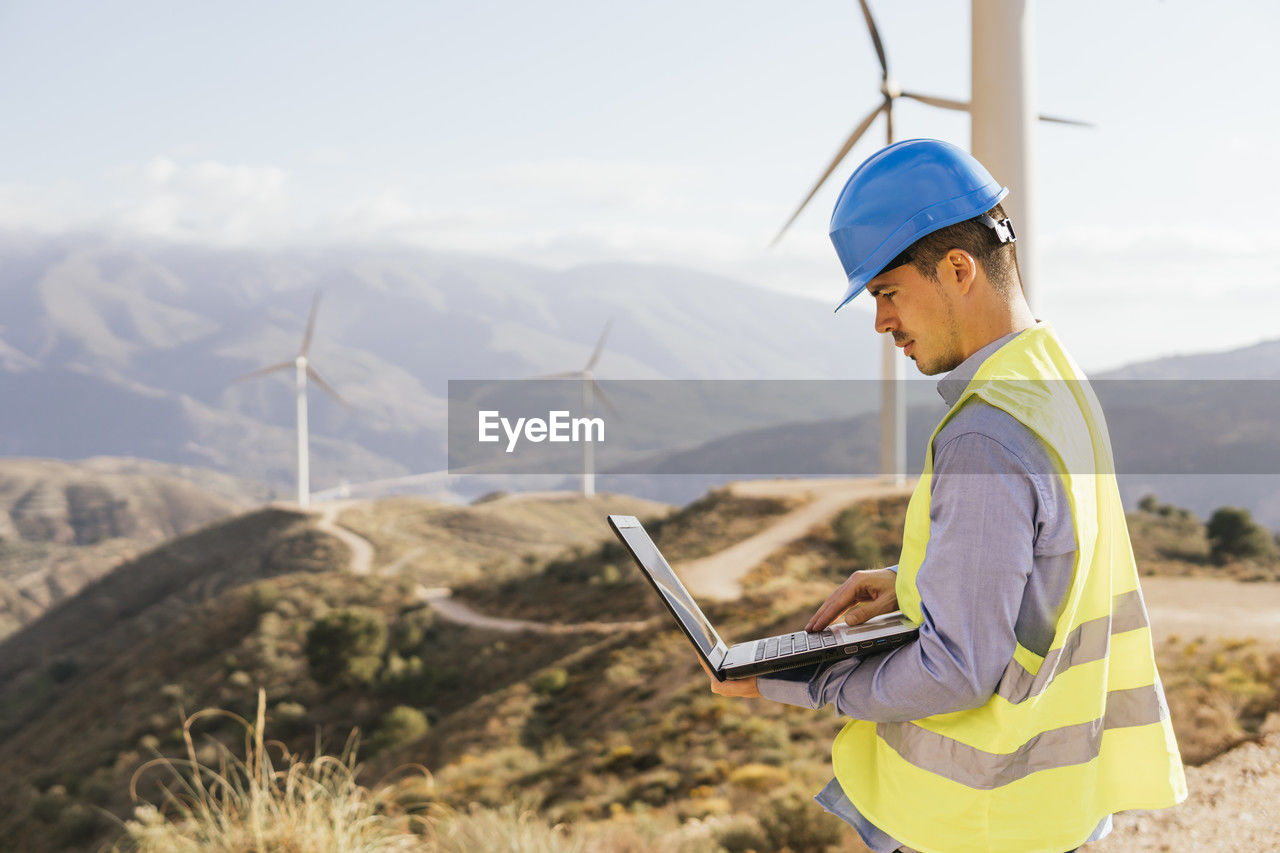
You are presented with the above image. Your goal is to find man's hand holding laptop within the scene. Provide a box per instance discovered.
[699,655,760,697]
[700,567,900,696]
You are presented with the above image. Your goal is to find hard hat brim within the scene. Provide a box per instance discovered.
[832,183,1008,313]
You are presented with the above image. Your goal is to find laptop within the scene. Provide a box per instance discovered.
[606,514,918,679]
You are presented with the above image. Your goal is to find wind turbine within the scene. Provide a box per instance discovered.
[234,292,347,508]
[533,319,619,498]
[771,0,1089,485]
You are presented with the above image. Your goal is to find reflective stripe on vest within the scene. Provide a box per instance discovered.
[877,682,1169,790]
[830,324,1186,853]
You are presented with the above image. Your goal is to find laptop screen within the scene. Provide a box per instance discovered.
[608,516,724,660]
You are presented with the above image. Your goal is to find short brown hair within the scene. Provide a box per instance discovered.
[890,203,1021,296]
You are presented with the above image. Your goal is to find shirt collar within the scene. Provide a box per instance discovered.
[936,327,1028,407]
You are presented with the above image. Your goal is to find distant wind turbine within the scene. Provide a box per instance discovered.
[233,292,348,508]
[533,319,619,498]
[772,0,1089,486]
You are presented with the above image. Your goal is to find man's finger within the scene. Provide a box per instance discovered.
[844,596,894,626]
[807,587,860,631]
[809,598,855,632]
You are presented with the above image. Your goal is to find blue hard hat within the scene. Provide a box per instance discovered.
[830,138,1008,312]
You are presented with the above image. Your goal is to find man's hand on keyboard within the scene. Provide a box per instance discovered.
[806,567,899,632]
[698,655,760,698]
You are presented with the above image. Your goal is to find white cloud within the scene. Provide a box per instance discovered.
[113,158,290,243]
[0,157,291,244]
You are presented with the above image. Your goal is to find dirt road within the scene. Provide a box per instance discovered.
[313,501,374,575]
[1140,576,1280,642]
[679,477,917,600]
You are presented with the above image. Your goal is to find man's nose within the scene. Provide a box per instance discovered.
[874,300,896,335]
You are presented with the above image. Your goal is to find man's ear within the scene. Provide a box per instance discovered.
[942,249,977,295]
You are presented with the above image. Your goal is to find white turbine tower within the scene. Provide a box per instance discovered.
[534,319,618,498]
[235,292,347,508]
[772,0,1087,485]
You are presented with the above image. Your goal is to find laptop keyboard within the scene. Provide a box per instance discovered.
[754,630,838,661]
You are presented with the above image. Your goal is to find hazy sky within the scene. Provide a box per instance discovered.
[1,1,1277,371]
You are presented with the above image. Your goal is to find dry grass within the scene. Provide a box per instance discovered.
[107,687,827,853]
[115,689,425,852]
[1157,635,1280,765]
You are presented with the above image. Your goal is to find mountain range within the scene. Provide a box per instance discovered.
[3,231,1279,521]
[0,233,881,496]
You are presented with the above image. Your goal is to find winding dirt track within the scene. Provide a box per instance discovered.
[312,501,373,575]
[679,478,916,600]
[313,487,1280,646]
[311,500,653,634]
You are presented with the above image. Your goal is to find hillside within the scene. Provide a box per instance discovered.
[0,457,263,545]
[334,490,674,588]
[1,486,1277,850]
[0,456,267,639]
[0,489,674,851]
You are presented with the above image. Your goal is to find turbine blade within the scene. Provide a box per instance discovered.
[900,91,970,112]
[858,0,889,79]
[591,380,621,419]
[530,371,582,380]
[230,361,294,384]
[1037,112,1094,127]
[900,90,1091,127]
[299,291,322,357]
[771,102,886,246]
[306,365,350,409]
[585,318,613,371]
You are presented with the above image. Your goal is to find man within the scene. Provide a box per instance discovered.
[700,139,1186,853]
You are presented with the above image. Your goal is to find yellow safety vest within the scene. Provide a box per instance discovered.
[831,324,1186,853]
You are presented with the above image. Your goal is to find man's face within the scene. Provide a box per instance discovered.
[865,261,964,376]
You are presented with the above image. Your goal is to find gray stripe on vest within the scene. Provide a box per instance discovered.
[995,589,1149,704]
[876,683,1168,790]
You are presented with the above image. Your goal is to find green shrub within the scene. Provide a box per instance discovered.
[714,815,769,853]
[369,705,430,753]
[304,608,388,685]
[1138,493,1160,514]
[832,506,881,567]
[759,787,843,852]
[243,581,281,614]
[389,609,435,653]
[1206,507,1274,565]
[532,668,569,695]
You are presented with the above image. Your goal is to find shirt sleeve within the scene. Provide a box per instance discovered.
[757,432,1039,720]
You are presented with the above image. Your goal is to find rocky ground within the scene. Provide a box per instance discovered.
[1095,733,1280,851]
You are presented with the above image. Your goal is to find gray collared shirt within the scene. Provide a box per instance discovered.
[757,327,1111,851]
